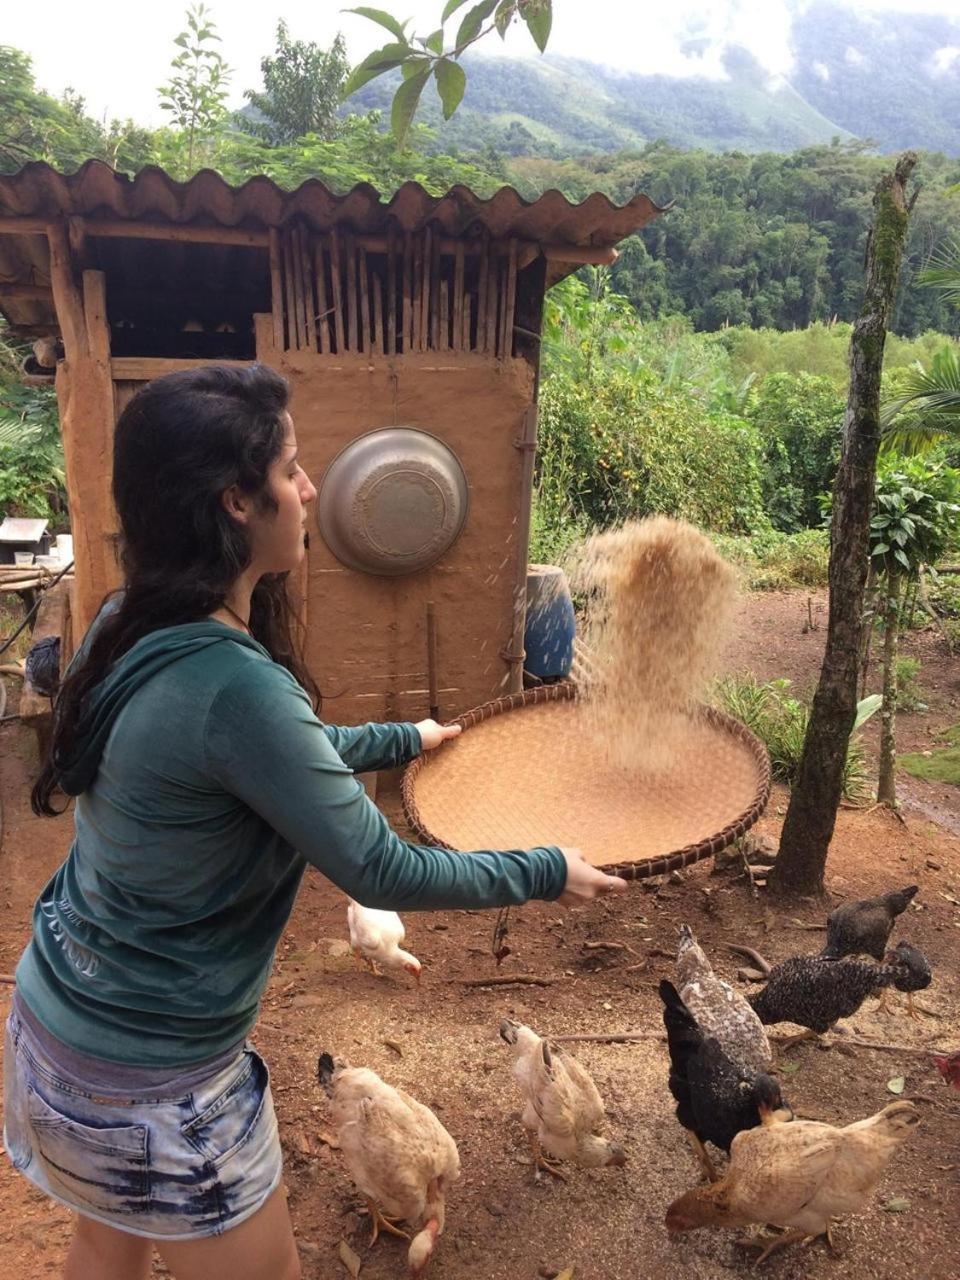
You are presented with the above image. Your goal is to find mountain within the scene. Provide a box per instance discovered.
[350,4,960,156]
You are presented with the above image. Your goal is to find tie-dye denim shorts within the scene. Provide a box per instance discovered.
[2,1006,283,1238]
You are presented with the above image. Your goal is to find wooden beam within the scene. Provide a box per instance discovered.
[46,221,87,360]
[268,229,284,351]
[110,356,253,381]
[0,216,622,267]
[0,284,52,302]
[82,271,110,365]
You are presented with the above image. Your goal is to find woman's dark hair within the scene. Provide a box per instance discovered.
[32,363,320,815]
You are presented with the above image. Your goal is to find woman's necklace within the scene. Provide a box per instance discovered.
[219,602,251,635]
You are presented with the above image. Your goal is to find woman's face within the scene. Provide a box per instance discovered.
[248,413,316,575]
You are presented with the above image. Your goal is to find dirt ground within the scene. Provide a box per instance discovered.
[0,587,958,1280]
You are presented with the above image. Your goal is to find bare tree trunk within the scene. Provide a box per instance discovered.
[859,564,878,698]
[769,154,917,899]
[877,571,903,806]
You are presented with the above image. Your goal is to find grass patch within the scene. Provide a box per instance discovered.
[900,723,960,784]
[710,529,829,591]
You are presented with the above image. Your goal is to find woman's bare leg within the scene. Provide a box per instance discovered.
[64,1215,152,1280]
[155,1184,300,1280]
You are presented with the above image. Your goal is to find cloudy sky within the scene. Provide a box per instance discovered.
[6,0,960,125]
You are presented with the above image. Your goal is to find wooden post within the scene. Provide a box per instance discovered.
[453,241,465,352]
[402,232,412,354]
[387,224,398,356]
[298,227,317,352]
[506,403,539,694]
[477,232,490,354]
[52,267,120,637]
[359,245,372,355]
[430,230,441,350]
[314,240,330,355]
[372,273,384,357]
[330,227,345,355]
[345,231,359,353]
[282,229,300,351]
[503,237,519,359]
[268,228,285,350]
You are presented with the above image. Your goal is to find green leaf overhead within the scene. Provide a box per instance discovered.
[391,65,432,148]
[441,0,472,21]
[495,0,515,38]
[343,7,409,40]
[521,0,552,53]
[435,58,467,119]
[455,0,500,51]
[342,41,412,96]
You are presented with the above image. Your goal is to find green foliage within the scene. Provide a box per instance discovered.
[869,457,960,579]
[713,528,830,590]
[713,674,873,801]
[0,45,158,175]
[241,24,348,144]
[0,346,66,525]
[536,368,767,536]
[745,372,845,532]
[343,0,552,147]
[158,4,232,177]
[893,656,926,713]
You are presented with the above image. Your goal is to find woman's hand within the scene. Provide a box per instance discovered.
[557,847,628,907]
[415,719,463,751]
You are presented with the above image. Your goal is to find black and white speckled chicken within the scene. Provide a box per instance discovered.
[676,924,772,1077]
[821,884,919,961]
[748,942,931,1037]
[659,979,792,1183]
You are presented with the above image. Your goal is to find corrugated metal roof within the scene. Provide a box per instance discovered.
[0,160,665,329]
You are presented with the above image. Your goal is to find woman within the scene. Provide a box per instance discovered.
[3,364,625,1280]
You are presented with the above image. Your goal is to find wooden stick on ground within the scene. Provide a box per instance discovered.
[549,1031,664,1045]
[462,974,554,987]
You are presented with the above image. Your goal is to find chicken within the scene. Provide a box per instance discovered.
[933,1050,960,1091]
[748,942,931,1038]
[347,899,421,986]
[659,979,792,1183]
[499,1019,626,1180]
[665,1100,920,1266]
[318,1053,459,1275]
[676,923,772,1077]
[822,884,919,962]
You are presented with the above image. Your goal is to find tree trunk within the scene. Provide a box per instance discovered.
[876,571,903,806]
[769,154,917,899]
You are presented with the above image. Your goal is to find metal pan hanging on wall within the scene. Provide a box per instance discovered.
[316,427,469,576]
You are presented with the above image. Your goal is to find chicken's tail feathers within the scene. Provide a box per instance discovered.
[498,1018,520,1046]
[877,1100,921,1137]
[317,1052,338,1094]
[887,884,920,914]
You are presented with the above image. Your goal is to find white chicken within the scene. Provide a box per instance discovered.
[499,1019,626,1180]
[318,1053,459,1276]
[346,899,421,986]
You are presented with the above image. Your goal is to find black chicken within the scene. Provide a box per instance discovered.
[822,884,919,961]
[659,979,791,1182]
[748,943,931,1038]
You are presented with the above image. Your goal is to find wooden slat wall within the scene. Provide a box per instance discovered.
[271,222,523,359]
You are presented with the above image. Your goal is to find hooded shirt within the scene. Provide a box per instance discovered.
[16,622,566,1066]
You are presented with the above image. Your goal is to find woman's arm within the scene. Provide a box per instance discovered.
[321,721,422,773]
[204,664,567,911]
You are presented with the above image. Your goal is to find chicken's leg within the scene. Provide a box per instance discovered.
[685,1128,717,1182]
[526,1129,567,1181]
[365,1197,411,1246]
[774,1028,819,1051]
[739,1227,809,1267]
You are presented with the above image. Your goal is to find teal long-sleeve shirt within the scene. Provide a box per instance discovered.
[16,623,566,1066]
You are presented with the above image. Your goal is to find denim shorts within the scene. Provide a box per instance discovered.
[2,1007,283,1239]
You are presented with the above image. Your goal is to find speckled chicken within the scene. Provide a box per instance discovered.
[749,942,931,1035]
[676,923,772,1077]
[822,884,919,961]
[659,979,792,1182]
[666,1100,920,1266]
[318,1053,459,1275]
[499,1019,626,1180]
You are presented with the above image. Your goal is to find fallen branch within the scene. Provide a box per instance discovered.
[462,973,555,987]
[845,1036,957,1056]
[549,1031,664,1045]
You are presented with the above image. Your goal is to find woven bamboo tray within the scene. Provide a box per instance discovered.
[402,683,771,880]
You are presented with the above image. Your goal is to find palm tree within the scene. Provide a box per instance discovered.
[882,244,960,452]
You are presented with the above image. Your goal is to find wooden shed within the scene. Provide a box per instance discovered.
[0,161,662,726]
